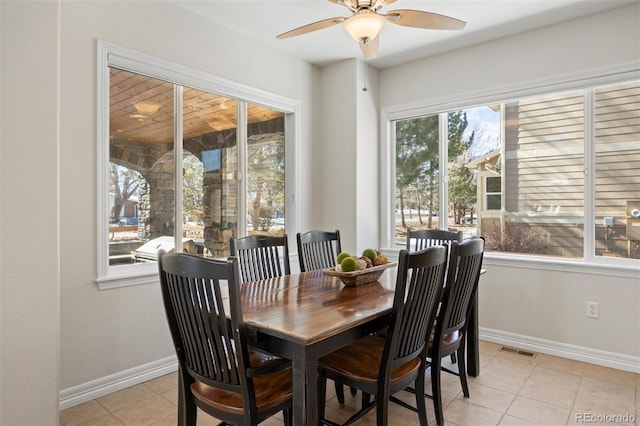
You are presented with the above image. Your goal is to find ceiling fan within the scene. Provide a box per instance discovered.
[276,0,466,60]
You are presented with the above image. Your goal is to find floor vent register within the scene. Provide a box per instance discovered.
[500,346,537,358]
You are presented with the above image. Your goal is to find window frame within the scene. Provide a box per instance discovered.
[380,63,640,277]
[96,41,299,289]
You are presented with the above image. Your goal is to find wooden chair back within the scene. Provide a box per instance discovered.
[385,245,449,372]
[428,237,485,425]
[406,228,463,251]
[158,252,292,425]
[230,235,290,283]
[317,245,449,425]
[296,230,342,272]
[438,237,485,338]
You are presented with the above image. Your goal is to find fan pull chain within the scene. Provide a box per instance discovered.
[363,60,368,92]
[362,41,369,92]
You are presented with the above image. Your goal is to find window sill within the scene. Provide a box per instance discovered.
[96,264,159,290]
[380,248,639,279]
[483,253,639,278]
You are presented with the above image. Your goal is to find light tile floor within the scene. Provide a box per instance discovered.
[60,341,639,425]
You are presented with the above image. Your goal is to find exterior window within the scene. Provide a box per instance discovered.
[108,69,286,264]
[98,42,296,287]
[594,81,640,259]
[485,176,501,210]
[388,78,640,263]
[485,91,585,257]
[108,69,176,264]
[180,87,239,258]
[395,114,441,246]
[394,107,497,246]
[246,103,286,237]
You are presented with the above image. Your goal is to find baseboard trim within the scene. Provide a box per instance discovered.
[480,327,640,373]
[60,330,639,410]
[59,355,178,410]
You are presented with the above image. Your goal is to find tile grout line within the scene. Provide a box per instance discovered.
[566,372,586,426]
[497,352,539,425]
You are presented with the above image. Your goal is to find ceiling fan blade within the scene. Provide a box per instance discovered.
[385,9,466,30]
[277,16,346,39]
[359,35,379,60]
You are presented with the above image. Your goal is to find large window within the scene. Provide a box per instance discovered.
[387,76,639,266]
[98,42,296,288]
[486,90,586,257]
[594,81,640,259]
[394,107,498,246]
[395,113,440,245]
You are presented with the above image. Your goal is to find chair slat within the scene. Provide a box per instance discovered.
[230,235,291,283]
[406,229,463,256]
[296,230,342,272]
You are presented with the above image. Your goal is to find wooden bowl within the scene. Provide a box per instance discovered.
[322,262,397,287]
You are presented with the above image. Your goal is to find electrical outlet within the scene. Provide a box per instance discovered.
[587,302,599,318]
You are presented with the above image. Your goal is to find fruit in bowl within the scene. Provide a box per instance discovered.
[340,257,358,272]
[324,251,396,287]
[362,248,378,263]
[337,252,352,264]
[357,248,389,267]
[334,249,389,272]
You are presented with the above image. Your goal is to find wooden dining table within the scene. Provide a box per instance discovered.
[237,267,482,425]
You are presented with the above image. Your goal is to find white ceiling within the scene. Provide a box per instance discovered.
[171,0,637,69]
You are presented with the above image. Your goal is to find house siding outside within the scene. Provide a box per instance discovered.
[479,80,640,258]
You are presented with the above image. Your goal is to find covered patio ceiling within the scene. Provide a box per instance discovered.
[110,68,284,144]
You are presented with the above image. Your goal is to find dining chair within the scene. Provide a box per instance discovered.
[317,245,449,426]
[296,229,341,272]
[427,237,485,426]
[406,228,464,364]
[406,228,463,252]
[158,252,293,426]
[230,234,291,283]
[296,229,358,398]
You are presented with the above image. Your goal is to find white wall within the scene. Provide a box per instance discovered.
[355,61,381,253]
[57,0,317,402]
[315,61,360,250]
[312,59,380,254]
[380,4,640,108]
[1,1,61,424]
[479,265,639,363]
[378,3,640,367]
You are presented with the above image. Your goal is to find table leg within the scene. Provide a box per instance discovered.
[291,347,320,425]
[291,350,307,425]
[305,350,319,425]
[466,293,480,376]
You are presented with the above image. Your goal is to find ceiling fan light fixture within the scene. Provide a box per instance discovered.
[343,10,385,42]
[133,101,161,115]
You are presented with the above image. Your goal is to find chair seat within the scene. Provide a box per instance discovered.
[429,330,462,355]
[319,335,421,386]
[248,349,290,371]
[192,366,292,416]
